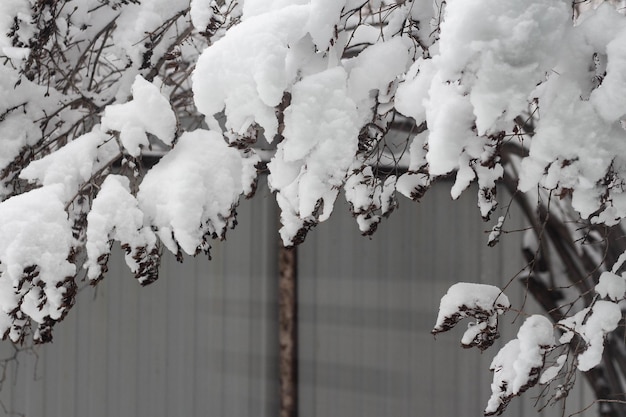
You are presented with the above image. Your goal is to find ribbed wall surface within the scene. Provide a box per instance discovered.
[0,182,594,417]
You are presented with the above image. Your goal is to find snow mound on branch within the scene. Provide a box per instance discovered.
[344,166,397,235]
[85,176,159,285]
[438,0,568,135]
[137,129,259,256]
[192,5,310,140]
[395,57,437,126]
[241,0,346,50]
[558,301,622,371]
[486,315,554,416]
[267,67,359,246]
[20,130,118,201]
[0,185,75,342]
[101,75,176,156]
[346,36,412,124]
[595,271,626,301]
[432,282,510,351]
[590,26,626,122]
[112,0,190,67]
[190,0,217,31]
[396,0,567,219]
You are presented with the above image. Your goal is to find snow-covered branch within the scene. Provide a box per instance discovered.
[1,0,626,414]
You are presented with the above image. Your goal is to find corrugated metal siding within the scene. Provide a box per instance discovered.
[297,183,594,417]
[0,184,280,417]
[0,182,594,417]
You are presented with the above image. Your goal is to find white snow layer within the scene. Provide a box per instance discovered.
[137,129,259,255]
[192,5,311,139]
[267,67,359,245]
[558,301,622,371]
[101,75,177,156]
[85,175,157,281]
[433,282,510,331]
[595,271,626,301]
[20,130,118,201]
[486,315,554,415]
[0,185,75,339]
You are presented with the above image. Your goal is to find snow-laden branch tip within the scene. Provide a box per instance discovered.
[432,283,510,351]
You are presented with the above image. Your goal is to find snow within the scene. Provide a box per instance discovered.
[433,283,510,350]
[595,271,626,301]
[192,5,311,140]
[590,27,626,121]
[85,175,157,283]
[137,129,259,255]
[20,130,118,201]
[101,75,177,157]
[436,0,568,135]
[558,301,622,371]
[268,66,359,245]
[0,185,75,340]
[346,36,412,124]
[395,57,437,125]
[486,315,554,415]
[190,0,217,32]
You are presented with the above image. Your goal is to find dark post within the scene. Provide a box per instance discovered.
[278,243,298,417]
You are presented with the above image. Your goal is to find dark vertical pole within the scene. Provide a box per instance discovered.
[278,243,298,417]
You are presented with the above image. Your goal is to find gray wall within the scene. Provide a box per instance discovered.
[0,182,593,417]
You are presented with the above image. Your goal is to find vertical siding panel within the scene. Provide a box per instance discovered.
[136,276,168,417]
[165,257,196,417]
[116,259,140,417]
[297,184,544,417]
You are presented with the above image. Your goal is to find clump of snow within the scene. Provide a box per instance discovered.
[20,130,118,201]
[346,36,412,124]
[85,175,158,284]
[241,0,308,19]
[111,0,190,69]
[190,0,217,32]
[558,301,622,371]
[267,67,359,245]
[0,185,75,341]
[307,0,347,50]
[101,75,177,156]
[432,282,510,351]
[344,165,397,235]
[487,216,505,247]
[590,27,626,122]
[486,315,554,416]
[595,271,626,301]
[192,5,310,139]
[137,129,259,256]
[437,0,568,135]
[396,130,431,201]
[395,58,437,125]
[423,77,476,176]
